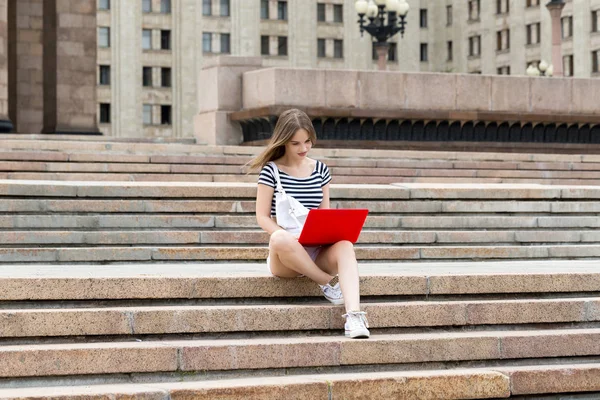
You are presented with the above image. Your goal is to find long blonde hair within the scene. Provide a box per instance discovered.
[246,109,317,171]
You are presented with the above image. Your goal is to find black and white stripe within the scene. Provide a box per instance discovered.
[258,160,332,216]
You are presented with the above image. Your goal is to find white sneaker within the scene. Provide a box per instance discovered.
[319,282,344,305]
[343,311,370,339]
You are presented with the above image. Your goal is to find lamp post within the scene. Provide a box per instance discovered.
[355,0,410,71]
[526,60,554,77]
[546,0,565,77]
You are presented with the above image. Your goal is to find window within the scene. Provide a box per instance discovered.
[563,54,574,77]
[143,104,153,125]
[592,49,599,73]
[98,27,110,48]
[161,68,171,87]
[278,1,287,20]
[100,103,110,123]
[334,39,343,59]
[161,30,171,50]
[497,66,511,75]
[446,5,452,26]
[142,29,152,50]
[161,0,171,13]
[317,3,326,22]
[527,22,541,45]
[142,0,152,13]
[468,0,480,21]
[496,0,509,14]
[420,43,428,62]
[593,11,598,33]
[496,29,510,51]
[562,16,573,39]
[388,42,397,62]
[278,36,287,56]
[143,67,153,87]
[261,0,269,19]
[447,41,453,61]
[203,32,212,53]
[220,33,230,54]
[261,35,270,55]
[98,0,110,10]
[317,38,326,58]
[203,0,212,16]
[333,4,343,23]
[161,105,172,125]
[469,35,481,57]
[220,0,230,17]
[99,65,110,85]
[420,9,427,28]
[526,0,540,7]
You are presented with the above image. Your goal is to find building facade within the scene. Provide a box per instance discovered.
[96,0,600,138]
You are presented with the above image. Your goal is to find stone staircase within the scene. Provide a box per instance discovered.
[1,262,600,398]
[1,135,600,185]
[2,180,600,263]
[2,136,600,398]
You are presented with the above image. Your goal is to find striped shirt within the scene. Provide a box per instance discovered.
[258,160,332,216]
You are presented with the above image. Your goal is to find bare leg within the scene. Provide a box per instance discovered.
[269,230,334,285]
[314,240,360,312]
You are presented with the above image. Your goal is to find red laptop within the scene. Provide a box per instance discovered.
[298,209,369,246]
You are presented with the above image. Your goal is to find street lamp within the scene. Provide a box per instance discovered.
[526,60,554,77]
[355,0,410,71]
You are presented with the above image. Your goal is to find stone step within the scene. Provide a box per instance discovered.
[3,180,590,200]
[0,368,516,400]
[2,298,599,338]
[2,328,600,378]
[1,261,597,300]
[4,160,600,180]
[5,139,600,163]
[3,363,600,399]
[5,149,600,172]
[1,199,599,214]
[0,229,594,245]
[1,215,598,229]
[5,173,600,186]
[1,244,600,263]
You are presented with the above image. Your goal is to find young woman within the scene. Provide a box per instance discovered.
[248,108,370,339]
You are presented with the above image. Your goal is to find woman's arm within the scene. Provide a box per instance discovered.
[319,183,330,209]
[256,184,283,235]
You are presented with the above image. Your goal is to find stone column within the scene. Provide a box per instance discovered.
[344,0,371,71]
[289,0,316,68]
[546,0,565,77]
[194,56,262,145]
[112,0,142,137]
[42,0,99,134]
[173,0,199,138]
[8,0,44,134]
[231,0,259,57]
[0,0,13,132]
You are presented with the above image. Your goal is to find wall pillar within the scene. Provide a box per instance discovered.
[0,0,13,132]
[546,0,566,77]
[42,0,99,134]
[194,56,262,145]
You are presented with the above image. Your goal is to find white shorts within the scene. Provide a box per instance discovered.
[266,245,322,274]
